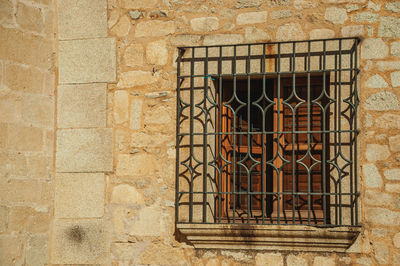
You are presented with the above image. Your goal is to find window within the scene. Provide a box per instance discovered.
[175,38,361,251]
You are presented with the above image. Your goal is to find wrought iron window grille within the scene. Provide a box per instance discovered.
[175,37,360,227]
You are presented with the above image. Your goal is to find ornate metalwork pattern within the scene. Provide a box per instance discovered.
[176,38,360,227]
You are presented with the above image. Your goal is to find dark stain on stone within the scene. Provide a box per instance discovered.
[66,225,85,243]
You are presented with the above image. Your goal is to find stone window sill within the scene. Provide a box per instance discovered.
[176,223,360,252]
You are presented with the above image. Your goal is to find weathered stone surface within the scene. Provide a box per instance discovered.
[386,183,400,193]
[365,144,390,162]
[0,206,7,232]
[0,0,14,25]
[0,180,43,204]
[57,0,107,40]
[287,255,307,266]
[139,244,188,265]
[255,253,283,266]
[376,61,400,71]
[111,15,131,37]
[237,11,267,25]
[135,21,175,37]
[58,83,107,128]
[111,184,144,204]
[129,206,164,236]
[361,38,388,59]
[325,7,348,24]
[374,242,389,264]
[294,0,317,9]
[365,207,400,225]
[389,135,400,152]
[51,219,110,264]
[368,1,381,11]
[130,132,171,148]
[124,44,144,67]
[113,90,129,124]
[346,4,359,12]
[366,74,388,88]
[384,169,400,180]
[394,232,400,248]
[386,2,400,12]
[364,191,392,206]
[5,63,43,93]
[245,27,271,42]
[203,34,244,45]
[170,35,202,46]
[7,124,43,151]
[123,0,158,8]
[376,114,400,128]
[313,257,335,266]
[365,91,399,111]
[391,42,400,57]
[55,173,104,218]
[310,29,335,39]
[59,38,116,83]
[391,71,400,87]
[117,71,156,88]
[26,234,48,266]
[356,257,372,266]
[144,105,173,125]
[0,235,24,265]
[16,2,44,32]
[9,206,50,233]
[355,12,378,23]
[270,10,292,19]
[190,17,219,31]
[276,23,305,41]
[116,153,157,177]
[130,99,143,130]
[146,40,168,65]
[378,17,400,38]
[56,128,113,172]
[362,164,382,188]
[341,25,364,37]
[22,95,54,128]
[235,0,260,8]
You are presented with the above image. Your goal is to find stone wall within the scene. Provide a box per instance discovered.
[1,0,400,265]
[0,0,55,265]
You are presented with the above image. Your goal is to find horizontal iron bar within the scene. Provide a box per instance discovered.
[178,191,359,196]
[178,129,359,136]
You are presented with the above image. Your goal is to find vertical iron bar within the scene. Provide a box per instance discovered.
[349,41,354,226]
[354,39,359,226]
[307,41,311,225]
[262,44,266,224]
[277,43,281,225]
[202,47,208,223]
[218,46,223,223]
[247,44,251,223]
[338,40,343,225]
[292,42,296,224]
[322,40,327,225]
[233,45,237,224]
[175,48,182,223]
[189,48,195,223]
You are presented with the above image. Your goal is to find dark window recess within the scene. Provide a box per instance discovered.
[176,38,360,227]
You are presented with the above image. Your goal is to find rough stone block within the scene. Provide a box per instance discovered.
[235,0,260,8]
[56,128,113,172]
[355,12,378,23]
[113,90,129,124]
[170,35,202,46]
[117,71,156,88]
[245,27,271,42]
[58,83,107,128]
[0,235,24,265]
[276,23,305,41]
[0,180,42,204]
[394,232,400,248]
[22,95,54,128]
[130,98,143,130]
[391,71,400,87]
[365,91,399,111]
[386,2,400,12]
[341,25,364,37]
[0,0,14,25]
[146,40,168,65]
[270,10,292,19]
[374,242,389,264]
[310,29,335,39]
[391,42,400,57]
[203,34,244,45]
[313,257,335,266]
[111,15,131,37]
[7,124,44,151]
[384,169,400,180]
[190,17,219,31]
[0,206,8,233]
[55,173,104,218]
[255,253,283,266]
[9,206,50,233]
[365,207,400,225]
[57,0,107,40]
[129,206,163,236]
[51,219,110,264]
[362,164,382,188]
[365,144,390,162]
[135,21,175,37]
[16,2,44,32]
[361,38,388,59]
[376,61,400,71]
[26,234,48,266]
[59,38,116,84]
[325,7,348,24]
[287,255,308,266]
[294,0,317,10]
[378,17,400,38]
[236,11,267,25]
[124,43,144,67]
[389,135,400,152]
[5,63,43,93]
[111,184,144,204]
[122,0,158,8]
[366,74,388,88]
